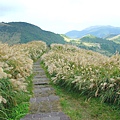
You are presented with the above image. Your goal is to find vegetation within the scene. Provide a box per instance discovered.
[41,63,120,120]
[0,22,65,45]
[41,44,120,106]
[78,35,120,56]
[0,30,120,119]
[41,44,120,120]
[64,34,120,56]
[0,41,47,120]
[53,84,120,120]
[0,76,33,120]
[107,34,120,44]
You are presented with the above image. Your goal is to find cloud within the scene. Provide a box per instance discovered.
[0,0,120,33]
[0,0,25,16]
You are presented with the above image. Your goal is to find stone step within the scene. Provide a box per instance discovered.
[33,77,49,81]
[33,63,40,66]
[33,81,49,85]
[34,74,47,78]
[21,112,70,120]
[33,78,49,85]
[33,69,42,72]
[30,95,60,103]
[33,87,55,97]
[33,64,40,66]
[29,95,61,113]
[30,100,61,113]
[33,70,45,75]
[33,69,43,72]
[33,67,43,70]
[34,87,55,92]
[34,85,50,89]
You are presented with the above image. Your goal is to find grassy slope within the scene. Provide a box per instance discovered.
[41,60,120,120]
[0,22,65,45]
[79,35,120,55]
[107,34,120,44]
[63,34,120,56]
[0,75,33,120]
[7,75,33,120]
[53,85,120,120]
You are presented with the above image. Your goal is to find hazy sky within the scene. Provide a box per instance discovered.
[0,0,120,33]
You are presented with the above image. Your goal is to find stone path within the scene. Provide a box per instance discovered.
[21,59,70,120]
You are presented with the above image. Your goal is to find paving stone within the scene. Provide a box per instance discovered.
[41,87,54,91]
[34,85,50,89]
[33,64,40,66]
[39,101,60,112]
[33,63,39,65]
[34,75,47,78]
[60,116,71,120]
[30,96,61,113]
[33,81,49,84]
[49,112,65,116]
[33,71,44,74]
[33,78,49,81]
[35,69,44,71]
[21,112,70,120]
[35,97,49,102]
[33,113,50,118]
[33,81,49,85]
[30,103,40,113]
[33,66,42,68]
[33,70,43,72]
[33,69,44,72]
[33,88,55,97]
[38,101,51,113]
[33,80,49,83]
[49,95,59,101]
[33,66,41,68]
[33,87,50,93]
[41,116,60,120]
[30,97,48,103]
[33,77,49,81]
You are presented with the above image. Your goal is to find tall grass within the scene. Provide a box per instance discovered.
[41,44,120,105]
[0,41,47,119]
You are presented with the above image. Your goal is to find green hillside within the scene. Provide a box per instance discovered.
[69,34,120,56]
[0,22,65,45]
[106,34,120,44]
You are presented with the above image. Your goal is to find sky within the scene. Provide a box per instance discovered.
[0,0,120,34]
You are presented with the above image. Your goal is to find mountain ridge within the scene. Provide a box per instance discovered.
[65,25,120,39]
[64,34,120,56]
[0,22,65,45]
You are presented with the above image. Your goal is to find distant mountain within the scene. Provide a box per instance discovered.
[65,25,120,39]
[70,34,120,56]
[0,22,65,45]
